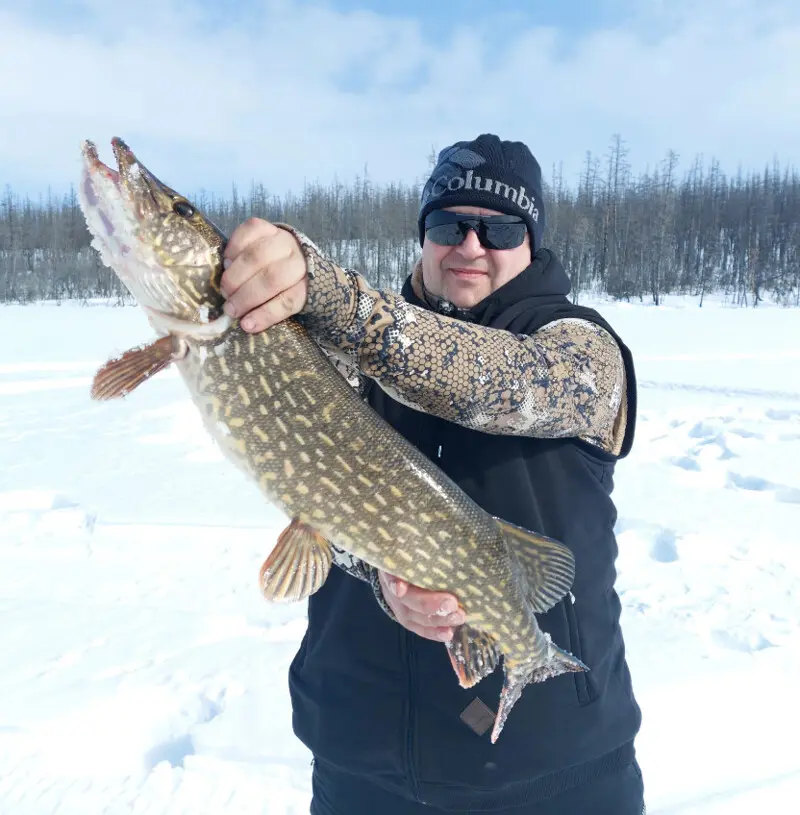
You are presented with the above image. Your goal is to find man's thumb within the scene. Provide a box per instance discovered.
[382,572,408,598]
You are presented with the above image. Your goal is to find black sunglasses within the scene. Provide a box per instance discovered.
[424,210,528,250]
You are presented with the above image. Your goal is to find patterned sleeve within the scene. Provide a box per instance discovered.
[279,225,628,456]
[330,545,398,620]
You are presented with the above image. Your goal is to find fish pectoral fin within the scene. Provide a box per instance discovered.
[90,336,187,400]
[446,624,500,689]
[495,518,575,613]
[491,643,587,744]
[259,518,333,603]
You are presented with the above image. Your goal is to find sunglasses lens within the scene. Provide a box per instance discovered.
[425,223,468,246]
[425,213,527,250]
[481,223,527,250]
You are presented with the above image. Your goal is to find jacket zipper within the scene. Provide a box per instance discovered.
[403,630,423,801]
[564,594,593,704]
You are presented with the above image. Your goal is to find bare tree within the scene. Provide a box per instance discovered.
[2,135,798,307]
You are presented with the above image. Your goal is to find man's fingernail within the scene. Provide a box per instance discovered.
[223,301,237,317]
[241,316,254,331]
[446,612,464,626]
[437,629,453,642]
[440,599,457,614]
[223,258,232,270]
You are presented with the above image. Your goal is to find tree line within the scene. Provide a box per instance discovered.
[1,135,798,306]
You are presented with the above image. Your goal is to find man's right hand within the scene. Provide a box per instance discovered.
[378,571,465,642]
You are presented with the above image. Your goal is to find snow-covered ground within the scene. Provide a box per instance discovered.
[1,295,798,814]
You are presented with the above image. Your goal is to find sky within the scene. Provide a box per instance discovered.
[1,0,799,203]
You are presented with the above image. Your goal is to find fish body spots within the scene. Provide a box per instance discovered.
[335,455,353,473]
[319,477,340,495]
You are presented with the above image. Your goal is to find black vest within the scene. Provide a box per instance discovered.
[288,250,642,811]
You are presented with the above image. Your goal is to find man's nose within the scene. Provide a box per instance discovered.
[456,228,486,258]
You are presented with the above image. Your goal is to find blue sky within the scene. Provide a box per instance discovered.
[1,0,799,203]
[319,0,617,40]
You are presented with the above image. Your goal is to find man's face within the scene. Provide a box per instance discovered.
[421,205,532,309]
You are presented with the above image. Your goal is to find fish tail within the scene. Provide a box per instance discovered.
[490,636,587,744]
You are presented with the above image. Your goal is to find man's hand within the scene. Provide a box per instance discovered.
[378,571,465,642]
[220,218,308,333]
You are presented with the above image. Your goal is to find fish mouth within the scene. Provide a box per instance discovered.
[78,138,209,322]
[79,139,135,260]
[80,137,164,215]
[81,139,120,187]
[80,140,118,236]
[79,137,153,234]
[110,136,138,179]
[79,137,228,328]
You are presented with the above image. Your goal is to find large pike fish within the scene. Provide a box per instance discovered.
[78,137,586,743]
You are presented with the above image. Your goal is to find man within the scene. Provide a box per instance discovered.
[220,134,645,814]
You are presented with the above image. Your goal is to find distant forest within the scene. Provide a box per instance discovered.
[2,135,798,307]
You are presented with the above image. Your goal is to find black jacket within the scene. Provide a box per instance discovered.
[288,249,642,810]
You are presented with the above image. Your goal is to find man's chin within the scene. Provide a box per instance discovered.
[442,289,486,309]
[442,279,490,309]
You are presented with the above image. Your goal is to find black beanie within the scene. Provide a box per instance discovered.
[418,134,546,253]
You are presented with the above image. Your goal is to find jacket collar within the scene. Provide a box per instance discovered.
[402,248,571,326]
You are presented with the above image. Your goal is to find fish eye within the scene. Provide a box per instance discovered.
[173,200,195,218]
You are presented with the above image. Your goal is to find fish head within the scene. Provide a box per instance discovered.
[79,137,227,324]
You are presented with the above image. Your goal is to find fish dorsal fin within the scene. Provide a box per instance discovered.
[259,518,333,603]
[91,336,185,400]
[495,518,575,613]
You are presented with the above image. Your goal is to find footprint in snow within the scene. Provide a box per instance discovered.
[685,421,739,460]
[614,519,680,566]
[766,408,800,422]
[668,454,702,471]
[775,486,800,504]
[650,529,680,563]
[1,490,97,540]
[728,427,764,440]
[711,628,776,653]
[143,733,197,770]
[727,472,772,492]
[726,471,800,503]
[688,420,721,440]
[142,689,226,771]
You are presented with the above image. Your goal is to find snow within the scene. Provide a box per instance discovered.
[1,295,799,813]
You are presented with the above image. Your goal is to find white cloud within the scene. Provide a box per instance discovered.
[0,0,798,201]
